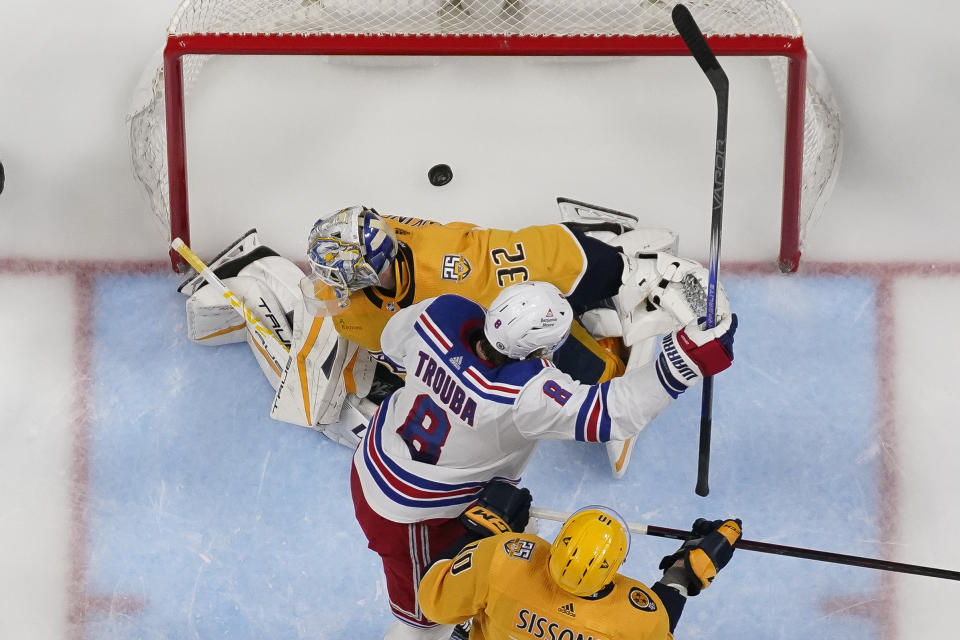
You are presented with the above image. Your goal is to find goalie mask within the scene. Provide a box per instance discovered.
[548,506,631,597]
[306,205,398,297]
[484,281,572,360]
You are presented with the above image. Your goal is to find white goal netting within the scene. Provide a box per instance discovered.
[127,0,841,267]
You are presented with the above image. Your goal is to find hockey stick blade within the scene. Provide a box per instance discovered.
[671,4,729,94]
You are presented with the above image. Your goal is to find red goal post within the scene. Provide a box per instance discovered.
[128,0,841,273]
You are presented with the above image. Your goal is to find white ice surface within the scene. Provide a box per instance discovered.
[2,0,960,638]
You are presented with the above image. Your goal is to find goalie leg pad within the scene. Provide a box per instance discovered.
[185,252,305,345]
[557,196,640,234]
[613,227,679,257]
[270,298,356,428]
[233,255,305,317]
[236,278,295,389]
[177,229,261,296]
[185,281,248,346]
[186,275,294,355]
[316,393,377,449]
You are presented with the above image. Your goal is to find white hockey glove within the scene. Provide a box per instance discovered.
[657,313,737,396]
[617,252,730,347]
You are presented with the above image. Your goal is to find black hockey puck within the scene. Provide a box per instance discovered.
[0,160,4,195]
[427,163,453,187]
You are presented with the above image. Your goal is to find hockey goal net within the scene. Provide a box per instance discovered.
[128,0,841,272]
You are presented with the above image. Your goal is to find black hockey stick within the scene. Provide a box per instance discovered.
[672,3,728,497]
[530,508,960,581]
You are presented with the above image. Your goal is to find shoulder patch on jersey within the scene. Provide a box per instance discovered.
[627,587,658,612]
[503,537,536,561]
[441,254,472,282]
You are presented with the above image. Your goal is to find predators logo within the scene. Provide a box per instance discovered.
[627,587,657,612]
[503,538,535,560]
[441,254,472,282]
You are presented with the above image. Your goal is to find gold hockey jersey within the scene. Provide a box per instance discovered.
[418,533,673,640]
[330,216,590,357]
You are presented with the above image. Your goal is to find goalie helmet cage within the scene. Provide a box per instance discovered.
[127,0,841,273]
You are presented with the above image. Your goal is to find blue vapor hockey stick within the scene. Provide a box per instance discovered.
[672,3,729,497]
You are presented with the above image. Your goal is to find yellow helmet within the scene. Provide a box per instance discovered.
[548,506,631,596]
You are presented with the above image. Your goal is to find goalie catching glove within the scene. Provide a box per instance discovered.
[459,481,531,539]
[659,518,742,596]
[657,313,737,396]
[615,251,731,348]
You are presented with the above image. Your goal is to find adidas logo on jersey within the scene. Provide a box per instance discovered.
[558,602,576,617]
[449,355,463,369]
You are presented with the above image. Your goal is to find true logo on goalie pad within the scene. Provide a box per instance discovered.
[441,254,472,282]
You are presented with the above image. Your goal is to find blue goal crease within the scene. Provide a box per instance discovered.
[83,272,882,639]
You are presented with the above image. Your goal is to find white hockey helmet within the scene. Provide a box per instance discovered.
[306,205,398,295]
[484,281,573,360]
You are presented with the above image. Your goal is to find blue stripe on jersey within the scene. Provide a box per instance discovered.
[597,381,612,441]
[655,353,687,399]
[419,293,552,383]
[362,459,480,510]
[573,384,613,442]
[413,321,531,406]
[422,295,486,338]
[360,402,486,507]
[575,386,598,442]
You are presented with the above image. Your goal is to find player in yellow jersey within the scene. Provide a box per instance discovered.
[305,208,627,380]
[178,204,729,477]
[416,483,742,640]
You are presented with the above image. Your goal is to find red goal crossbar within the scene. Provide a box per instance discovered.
[162,33,809,272]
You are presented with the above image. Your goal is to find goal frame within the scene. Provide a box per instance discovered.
[162,32,808,272]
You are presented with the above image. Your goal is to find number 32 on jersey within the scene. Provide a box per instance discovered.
[491,242,529,287]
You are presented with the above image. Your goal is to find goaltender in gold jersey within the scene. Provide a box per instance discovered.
[177,205,727,478]
[327,215,605,369]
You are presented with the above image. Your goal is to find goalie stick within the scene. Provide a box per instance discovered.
[170,237,290,374]
[530,507,960,581]
[672,3,728,497]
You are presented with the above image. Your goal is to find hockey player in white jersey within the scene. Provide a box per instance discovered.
[350,280,737,639]
[178,201,729,479]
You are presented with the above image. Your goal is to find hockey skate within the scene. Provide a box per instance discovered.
[176,228,263,296]
[450,620,472,639]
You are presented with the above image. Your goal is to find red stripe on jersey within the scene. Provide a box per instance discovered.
[587,395,602,442]
[419,313,452,351]
[464,366,521,396]
[364,410,479,502]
